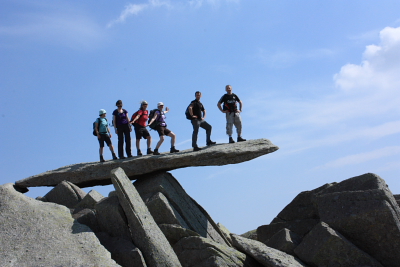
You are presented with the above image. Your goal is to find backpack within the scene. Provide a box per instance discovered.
[148,109,160,130]
[185,103,192,120]
[93,118,107,136]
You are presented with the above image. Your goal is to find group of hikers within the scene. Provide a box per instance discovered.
[94,85,246,162]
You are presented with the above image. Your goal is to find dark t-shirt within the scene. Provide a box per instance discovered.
[112,109,129,125]
[190,100,205,119]
[219,93,240,112]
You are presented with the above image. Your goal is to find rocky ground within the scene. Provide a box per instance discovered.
[1,138,399,266]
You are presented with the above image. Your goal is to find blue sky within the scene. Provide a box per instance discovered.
[1,0,399,234]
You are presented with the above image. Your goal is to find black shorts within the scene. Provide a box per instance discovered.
[156,126,171,136]
[98,134,112,148]
[134,125,150,140]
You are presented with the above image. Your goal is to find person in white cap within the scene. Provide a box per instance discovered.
[94,109,118,162]
[130,100,153,156]
[148,102,179,155]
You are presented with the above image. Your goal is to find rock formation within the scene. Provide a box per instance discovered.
[2,139,400,266]
[15,138,278,188]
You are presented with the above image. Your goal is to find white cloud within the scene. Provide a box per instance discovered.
[0,13,104,49]
[107,0,173,28]
[318,146,400,169]
[256,48,335,69]
[247,26,400,156]
[107,0,239,28]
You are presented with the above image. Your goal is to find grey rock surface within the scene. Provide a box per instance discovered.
[159,224,201,246]
[173,236,262,267]
[231,234,306,267]
[134,171,230,246]
[146,191,189,228]
[316,188,400,267]
[218,222,233,245]
[74,189,104,209]
[44,180,86,208]
[294,222,383,267]
[72,208,101,233]
[257,219,318,243]
[95,195,131,240]
[241,229,258,240]
[16,138,278,188]
[264,228,301,256]
[111,167,182,267]
[96,232,147,267]
[0,183,119,267]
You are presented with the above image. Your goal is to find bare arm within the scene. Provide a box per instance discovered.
[202,109,206,120]
[189,104,197,119]
[217,102,227,113]
[148,113,159,126]
[95,120,101,139]
[238,100,243,112]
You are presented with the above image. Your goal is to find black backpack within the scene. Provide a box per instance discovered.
[185,103,192,120]
[93,118,107,136]
[148,109,161,129]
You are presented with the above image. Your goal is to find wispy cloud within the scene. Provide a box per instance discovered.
[107,0,240,28]
[107,0,172,28]
[317,146,400,169]
[0,8,104,49]
[256,48,335,69]
[247,26,400,158]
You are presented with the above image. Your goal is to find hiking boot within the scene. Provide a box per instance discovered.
[147,148,154,155]
[100,155,105,162]
[237,136,246,142]
[137,149,142,156]
[127,154,133,158]
[193,146,202,151]
[206,141,216,146]
[229,137,235,143]
[119,156,126,159]
[170,146,179,153]
[153,148,160,155]
[112,153,118,160]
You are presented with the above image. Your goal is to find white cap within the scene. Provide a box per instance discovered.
[141,100,148,105]
[157,102,164,107]
[99,109,106,115]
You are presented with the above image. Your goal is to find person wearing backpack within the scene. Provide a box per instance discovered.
[187,91,216,151]
[148,102,179,155]
[130,100,153,156]
[217,85,246,143]
[112,100,133,159]
[95,109,118,162]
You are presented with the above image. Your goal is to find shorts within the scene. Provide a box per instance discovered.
[134,125,150,140]
[98,134,112,148]
[156,126,171,136]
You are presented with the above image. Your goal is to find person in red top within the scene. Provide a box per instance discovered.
[130,100,153,156]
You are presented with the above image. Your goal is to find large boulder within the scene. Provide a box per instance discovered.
[16,138,278,188]
[111,167,182,267]
[146,191,189,228]
[316,188,400,267]
[294,222,383,267]
[134,171,230,246]
[264,228,301,256]
[173,236,261,267]
[74,189,104,210]
[159,224,201,246]
[0,183,119,266]
[96,232,147,267]
[257,219,318,243]
[43,180,86,208]
[95,195,131,240]
[231,234,306,267]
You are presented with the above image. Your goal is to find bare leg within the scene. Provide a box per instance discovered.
[167,132,176,147]
[156,135,165,149]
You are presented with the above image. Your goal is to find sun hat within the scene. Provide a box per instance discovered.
[99,109,106,115]
[157,102,164,107]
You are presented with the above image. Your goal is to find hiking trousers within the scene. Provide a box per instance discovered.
[226,112,242,136]
[117,124,132,157]
[191,119,212,147]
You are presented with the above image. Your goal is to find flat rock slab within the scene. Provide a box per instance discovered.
[16,138,278,188]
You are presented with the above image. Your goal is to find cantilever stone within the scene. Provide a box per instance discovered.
[15,138,279,188]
